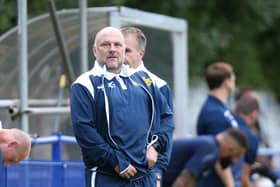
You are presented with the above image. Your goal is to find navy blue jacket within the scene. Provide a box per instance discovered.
[70,63,174,176]
[134,62,174,174]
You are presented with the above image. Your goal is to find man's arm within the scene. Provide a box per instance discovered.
[215,162,235,187]
[152,84,174,158]
[152,84,174,173]
[172,169,196,187]
[70,83,130,173]
[241,163,252,187]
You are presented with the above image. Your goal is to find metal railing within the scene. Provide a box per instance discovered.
[0,133,84,187]
[1,132,280,187]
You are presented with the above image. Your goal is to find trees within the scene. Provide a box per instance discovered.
[1,0,280,100]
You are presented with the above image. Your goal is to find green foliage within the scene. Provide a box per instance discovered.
[0,0,17,34]
[1,0,280,100]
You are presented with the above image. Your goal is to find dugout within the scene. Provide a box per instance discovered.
[0,3,188,185]
[0,5,188,140]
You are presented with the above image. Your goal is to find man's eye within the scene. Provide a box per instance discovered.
[115,43,122,47]
[101,43,110,47]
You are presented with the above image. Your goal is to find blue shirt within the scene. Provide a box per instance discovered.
[231,115,259,187]
[162,136,219,187]
[196,95,238,187]
[197,95,238,135]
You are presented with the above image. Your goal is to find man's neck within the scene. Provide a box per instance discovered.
[209,89,229,104]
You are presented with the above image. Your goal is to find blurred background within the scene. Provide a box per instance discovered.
[0,0,280,168]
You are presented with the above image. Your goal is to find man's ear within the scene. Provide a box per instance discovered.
[223,78,231,89]
[93,46,97,57]
[139,49,145,58]
[8,140,18,148]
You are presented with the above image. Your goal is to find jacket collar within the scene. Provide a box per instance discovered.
[128,61,147,75]
[92,61,130,80]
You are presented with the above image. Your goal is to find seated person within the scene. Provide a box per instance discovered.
[162,128,248,187]
[0,127,31,186]
[0,128,31,165]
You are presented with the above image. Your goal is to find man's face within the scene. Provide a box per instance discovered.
[124,34,143,69]
[93,29,125,73]
[249,110,259,126]
[220,147,245,169]
[1,142,21,165]
[219,156,232,169]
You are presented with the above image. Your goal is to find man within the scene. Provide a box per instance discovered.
[0,128,31,166]
[0,127,31,186]
[232,94,260,187]
[70,26,174,187]
[121,26,174,185]
[121,26,173,107]
[196,62,238,187]
[162,128,248,187]
[197,62,237,135]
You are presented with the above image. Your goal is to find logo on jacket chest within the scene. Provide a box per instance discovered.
[142,76,152,86]
[107,82,116,88]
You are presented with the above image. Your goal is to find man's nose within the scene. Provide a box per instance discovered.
[109,44,117,51]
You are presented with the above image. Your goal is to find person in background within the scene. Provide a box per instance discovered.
[231,94,260,187]
[121,26,174,186]
[162,128,248,187]
[70,26,174,187]
[0,127,31,186]
[196,62,237,187]
[235,88,280,186]
[0,128,31,166]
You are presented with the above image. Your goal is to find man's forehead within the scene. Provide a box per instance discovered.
[96,29,124,43]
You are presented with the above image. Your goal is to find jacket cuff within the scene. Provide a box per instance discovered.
[115,150,130,174]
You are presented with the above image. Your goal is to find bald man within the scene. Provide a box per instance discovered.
[70,26,174,187]
[0,128,31,165]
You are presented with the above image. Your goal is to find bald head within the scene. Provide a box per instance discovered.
[93,27,125,73]
[0,128,31,165]
[94,27,124,47]
[10,128,31,156]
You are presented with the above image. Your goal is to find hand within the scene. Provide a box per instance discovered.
[146,146,158,168]
[115,164,138,179]
[172,169,196,187]
[172,176,187,187]
[156,179,161,187]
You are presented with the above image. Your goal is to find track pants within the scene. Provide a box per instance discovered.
[85,168,157,187]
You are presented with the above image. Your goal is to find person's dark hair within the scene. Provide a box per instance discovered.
[120,26,147,51]
[225,128,248,150]
[204,62,234,90]
[235,94,260,115]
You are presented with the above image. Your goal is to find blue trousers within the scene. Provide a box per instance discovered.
[85,168,156,187]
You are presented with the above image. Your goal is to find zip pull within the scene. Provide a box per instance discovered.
[147,135,158,148]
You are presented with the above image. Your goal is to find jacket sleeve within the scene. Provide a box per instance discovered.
[70,83,130,172]
[152,84,174,172]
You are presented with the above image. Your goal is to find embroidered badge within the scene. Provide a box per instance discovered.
[142,77,152,86]
[108,82,116,88]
